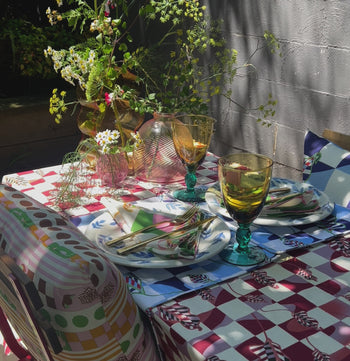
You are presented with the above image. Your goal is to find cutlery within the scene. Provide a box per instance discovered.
[207,186,291,199]
[268,187,291,194]
[106,205,199,246]
[116,216,217,255]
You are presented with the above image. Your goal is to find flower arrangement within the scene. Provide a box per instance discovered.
[94,129,142,154]
[44,0,278,134]
[54,128,142,207]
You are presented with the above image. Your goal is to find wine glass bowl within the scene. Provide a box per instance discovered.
[218,153,273,265]
[172,115,215,202]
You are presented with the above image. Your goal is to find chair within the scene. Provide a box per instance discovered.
[322,128,350,152]
[0,248,62,361]
[303,130,350,208]
[0,184,159,361]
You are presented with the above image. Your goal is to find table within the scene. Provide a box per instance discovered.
[2,154,350,361]
[151,240,350,360]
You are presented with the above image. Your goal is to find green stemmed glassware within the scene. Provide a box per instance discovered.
[218,153,273,266]
[172,114,215,202]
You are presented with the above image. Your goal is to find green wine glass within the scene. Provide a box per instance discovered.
[218,153,273,266]
[172,114,215,202]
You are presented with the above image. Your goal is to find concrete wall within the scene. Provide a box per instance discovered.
[206,0,350,180]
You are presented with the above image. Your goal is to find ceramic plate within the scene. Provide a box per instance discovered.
[205,178,335,226]
[88,214,231,268]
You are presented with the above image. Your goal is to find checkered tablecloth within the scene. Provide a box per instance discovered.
[151,240,350,361]
[2,153,219,216]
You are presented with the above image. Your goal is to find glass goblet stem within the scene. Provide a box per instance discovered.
[235,223,252,253]
[185,165,197,194]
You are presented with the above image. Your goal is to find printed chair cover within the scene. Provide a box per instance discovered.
[0,184,159,361]
[303,130,350,208]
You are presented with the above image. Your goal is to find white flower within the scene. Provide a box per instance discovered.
[131,132,142,148]
[101,145,109,154]
[109,130,120,142]
[90,20,98,31]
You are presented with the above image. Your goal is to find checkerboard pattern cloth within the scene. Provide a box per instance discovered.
[2,153,219,217]
[303,130,350,208]
[152,239,350,361]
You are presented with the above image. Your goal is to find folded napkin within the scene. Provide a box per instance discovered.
[261,189,320,218]
[100,197,202,259]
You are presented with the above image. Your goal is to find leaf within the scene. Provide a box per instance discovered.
[250,270,277,287]
[312,349,330,361]
[244,294,265,303]
[293,311,319,329]
[197,288,215,302]
[251,338,290,360]
[329,235,350,257]
[157,303,202,330]
[296,268,317,281]
[119,43,128,52]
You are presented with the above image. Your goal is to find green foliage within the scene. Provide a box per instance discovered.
[0,17,82,78]
[264,31,282,57]
[44,0,280,123]
[256,94,278,127]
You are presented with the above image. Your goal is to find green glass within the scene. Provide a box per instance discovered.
[218,153,273,266]
[172,115,215,202]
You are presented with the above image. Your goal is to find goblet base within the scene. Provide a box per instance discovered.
[220,244,266,266]
[173,188,206,202]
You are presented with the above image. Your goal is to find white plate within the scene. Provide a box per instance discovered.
[205,178,335,226]
[88,214,231,268]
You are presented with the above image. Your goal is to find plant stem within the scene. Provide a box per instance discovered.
[94,0,98,16]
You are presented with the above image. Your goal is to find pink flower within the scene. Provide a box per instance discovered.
[105,92,113,106]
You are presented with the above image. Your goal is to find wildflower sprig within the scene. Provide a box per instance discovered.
[49,89,69,124]
[44,45,96,90]
[94,129,142,154]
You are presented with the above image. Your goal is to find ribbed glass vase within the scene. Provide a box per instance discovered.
[133,113,186,183]
[96,152,129,187]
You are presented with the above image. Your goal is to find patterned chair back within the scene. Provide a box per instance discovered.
[0,248,62,360]
[0,184,159,361]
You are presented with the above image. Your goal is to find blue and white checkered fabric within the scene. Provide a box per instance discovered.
[303,130,350,208]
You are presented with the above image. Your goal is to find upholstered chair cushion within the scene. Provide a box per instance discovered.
[0,184,158,361]
[303,130,350,208]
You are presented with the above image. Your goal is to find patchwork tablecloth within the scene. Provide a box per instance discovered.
[69,203,349,311]
[2,155,350,313]
[3,153,350,361]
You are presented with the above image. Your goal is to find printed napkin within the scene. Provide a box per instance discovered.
[261,189,320,218]
[100,197,202,259]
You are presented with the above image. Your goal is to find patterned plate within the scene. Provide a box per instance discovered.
[86,213,231,268]
[205,178,335,226]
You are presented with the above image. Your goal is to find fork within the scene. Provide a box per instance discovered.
[105,205,199,246]
[116,216,216,254]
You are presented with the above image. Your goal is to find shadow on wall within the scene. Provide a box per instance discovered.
[204,0,278,153]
